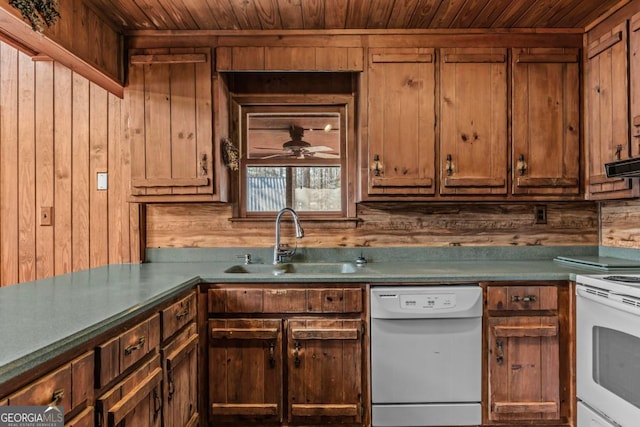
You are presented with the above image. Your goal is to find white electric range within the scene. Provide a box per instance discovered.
[575,274,640,427]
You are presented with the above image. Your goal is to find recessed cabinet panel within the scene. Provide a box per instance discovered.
[128,48,216,201]
[366,48,437,196]
[440,48,508,195]
[208,318,284,423]
[512,48,580,195]
[587,23,638,199]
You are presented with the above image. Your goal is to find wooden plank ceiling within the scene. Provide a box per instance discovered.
[86,0,623,32]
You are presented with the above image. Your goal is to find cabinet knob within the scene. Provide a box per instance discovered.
[615,144,623,160]
[446,154,453,176]
[372,154,382,176]
[517,154,527,176]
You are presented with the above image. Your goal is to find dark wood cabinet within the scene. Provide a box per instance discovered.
[161,291,199,427]
[96,354,163,427]
[512,48,580,196]
[485,283,572,426]
[206,285,366,426]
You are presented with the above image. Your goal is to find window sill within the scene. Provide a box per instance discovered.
[229,216,361,229]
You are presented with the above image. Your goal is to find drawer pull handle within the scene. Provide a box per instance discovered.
[496,339,504,365]
[153,388,162,421]
[175,306,190,320]
[269,341,276,368]
[293,341,302,368]
[50,389,64,407]
[124,337,145,355]
[511,295,537,303]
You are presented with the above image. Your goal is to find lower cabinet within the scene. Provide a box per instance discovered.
[96,355,163,427]
[161,322,199,427]
[207,285,366,426]
[485,283,572,426]
[3,351,94,426]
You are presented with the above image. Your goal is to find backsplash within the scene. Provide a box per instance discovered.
[601,199,640,248]
[145,202,598,248]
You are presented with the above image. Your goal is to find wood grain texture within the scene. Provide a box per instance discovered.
[600,199,640,248]
[145,202,597,248]
[0,41,137,286]
[79,0,621,31]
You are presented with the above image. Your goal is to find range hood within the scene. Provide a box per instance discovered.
[605,157,640,178]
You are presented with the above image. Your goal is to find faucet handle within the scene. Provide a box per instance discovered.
[237,254,252,264]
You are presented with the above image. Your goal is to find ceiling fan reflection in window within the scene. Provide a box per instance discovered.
[254,125,339,159]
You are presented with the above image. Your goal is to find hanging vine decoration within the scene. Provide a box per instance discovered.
[9,0,61,32]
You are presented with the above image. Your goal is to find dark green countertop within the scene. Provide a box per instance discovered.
[1,245,637,389]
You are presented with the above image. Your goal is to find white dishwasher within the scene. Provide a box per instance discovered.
[370,285,483,427]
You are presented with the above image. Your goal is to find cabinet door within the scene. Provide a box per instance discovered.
[287,319,362,424]
[128,48,214,200]
[366,48,436,196]
[631,13,640,150]
[65,406,94,427]
[162,322,199,427]
[208,318,283,423]
[96,355,163,427]
[488,316,560,422]
[512,48,580,196]
[587,23,638,199]
[440,48,508,195]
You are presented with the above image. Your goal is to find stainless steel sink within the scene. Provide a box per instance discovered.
[223,262,375,275]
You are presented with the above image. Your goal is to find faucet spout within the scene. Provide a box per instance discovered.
[273,208,304,264]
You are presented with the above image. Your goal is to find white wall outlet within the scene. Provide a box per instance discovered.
[97,172,108,190]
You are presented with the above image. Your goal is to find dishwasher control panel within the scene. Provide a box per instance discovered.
[371,286,483,319]
[400,294,455,309]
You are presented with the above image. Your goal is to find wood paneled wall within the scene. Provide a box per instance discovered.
[0,41,139,287]
[146,202,598,248]
[600,199,640,248]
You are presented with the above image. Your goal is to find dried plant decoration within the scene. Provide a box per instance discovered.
[221,138,239,171]
[9,0,61,32]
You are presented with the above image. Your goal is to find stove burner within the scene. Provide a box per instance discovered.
[603,275,640,283]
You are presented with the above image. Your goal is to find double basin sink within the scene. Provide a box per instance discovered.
[224,262,377,276]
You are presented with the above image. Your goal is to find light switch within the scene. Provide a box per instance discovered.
[97,172,108,190]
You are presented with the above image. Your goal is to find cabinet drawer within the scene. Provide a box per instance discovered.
[487,286,557,311]
[162,291,196,341]
[66,406,94,427]
[208,287,363,313]
[7,351,93,413]
[96,313,160,388]
[96,354,162,427]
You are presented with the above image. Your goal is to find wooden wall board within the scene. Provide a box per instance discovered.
[145,202,598,248]
[600,199,640,248]
[0,41,136,287]
[54,63,73,275]
[0,43,19,285]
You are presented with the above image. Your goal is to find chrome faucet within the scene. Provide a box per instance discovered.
[273,208,304,264]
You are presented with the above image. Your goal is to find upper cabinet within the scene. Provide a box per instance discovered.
[365,48,436,197]
[361,43,581,202]
[631,12,640,160]
[512,48,580,196]
[440,48,508,196]
[127,48,228,202]
[216,47,363,71]
[586,22,639,199]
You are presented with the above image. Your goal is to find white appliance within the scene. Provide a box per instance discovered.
[576,274,640,427]
[370,285,483,427]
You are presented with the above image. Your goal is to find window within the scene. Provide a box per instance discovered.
[233,96,354,219]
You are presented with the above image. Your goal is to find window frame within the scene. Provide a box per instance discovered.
[231,94,357,220]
